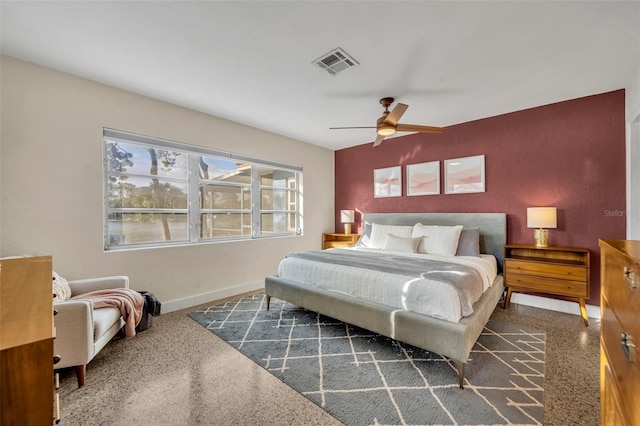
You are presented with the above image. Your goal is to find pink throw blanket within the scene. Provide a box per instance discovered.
[72,288,144,338]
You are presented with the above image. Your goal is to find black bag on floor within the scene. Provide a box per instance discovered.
[135,291,161,333]
[140,291,162,316]
[136,303,152,332]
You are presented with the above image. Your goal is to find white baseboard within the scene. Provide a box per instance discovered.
[510,293,600,320]
[160,280,264,314]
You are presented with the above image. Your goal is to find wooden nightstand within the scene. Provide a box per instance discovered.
[503,244,590,326]
[322,233,360,250]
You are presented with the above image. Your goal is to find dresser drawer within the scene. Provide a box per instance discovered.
[505,272,587,297]
[601,250,640,335]
[601,362,627,426]
[505,259,587,281]
[601,297,640,425]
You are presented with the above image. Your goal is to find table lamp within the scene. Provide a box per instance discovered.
[340,210,355,235]
[527,207,557,247]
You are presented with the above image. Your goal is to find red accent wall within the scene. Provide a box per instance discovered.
[335,90,626,305]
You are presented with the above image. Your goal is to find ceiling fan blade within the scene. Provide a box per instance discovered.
[329,126,376,130]
[372,134,386,147]
[396,123,445,134]
[383,103,408,126]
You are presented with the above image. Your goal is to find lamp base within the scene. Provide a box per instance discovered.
[344,223,352,235]
[533,229,549,247]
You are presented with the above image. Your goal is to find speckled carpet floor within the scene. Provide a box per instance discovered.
[189,293,546,425]
[56,290,600,425]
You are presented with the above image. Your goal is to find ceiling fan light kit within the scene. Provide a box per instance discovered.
[377,126,396,136]
[331,97,445,146]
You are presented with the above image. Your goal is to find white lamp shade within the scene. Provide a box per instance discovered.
[340,210,355,223]
[527,207,557,229]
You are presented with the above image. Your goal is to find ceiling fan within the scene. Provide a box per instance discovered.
[330,97,445,147]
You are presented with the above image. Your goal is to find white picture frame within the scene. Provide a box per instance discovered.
[374,166,402,198]
[444,155,485,194]
[407,161,440,196]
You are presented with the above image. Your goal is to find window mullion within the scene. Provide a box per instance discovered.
[189,155,200,242]
[252,166,259,238]
[295,174,301,234]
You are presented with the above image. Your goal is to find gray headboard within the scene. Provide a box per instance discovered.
[362,213,507,272]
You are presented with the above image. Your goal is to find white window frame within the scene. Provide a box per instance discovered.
[103,128,302,251]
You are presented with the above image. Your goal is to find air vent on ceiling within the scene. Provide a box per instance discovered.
[312,47,359,75]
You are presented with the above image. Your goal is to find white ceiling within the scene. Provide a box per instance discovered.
[1,1,639,151]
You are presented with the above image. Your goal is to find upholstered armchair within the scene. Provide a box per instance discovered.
[54,276,129,387]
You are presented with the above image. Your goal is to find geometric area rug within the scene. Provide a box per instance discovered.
[189,293,545,426]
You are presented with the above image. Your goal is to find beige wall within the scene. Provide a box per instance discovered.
[626,61,640,239]
[0,56,335,307]
[627,60,640,122]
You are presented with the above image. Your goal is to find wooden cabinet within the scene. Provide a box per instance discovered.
[322,233,360,250]
[0,256,55,425]
[599,239,640,426]
[503,244,590,326]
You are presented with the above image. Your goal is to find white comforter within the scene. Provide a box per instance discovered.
[277,247,498,322]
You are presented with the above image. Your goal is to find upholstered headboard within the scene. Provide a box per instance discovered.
[361,213,507,272]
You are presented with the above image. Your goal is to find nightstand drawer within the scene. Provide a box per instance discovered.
[506,273,588,297]
[324,241,355,249]
[505,259,587,281]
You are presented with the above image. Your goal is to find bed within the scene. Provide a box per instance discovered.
[265,212,507,388]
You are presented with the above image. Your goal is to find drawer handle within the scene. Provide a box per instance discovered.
[54,392,61,422]
[621,332,636,362]
[624,267,637,288]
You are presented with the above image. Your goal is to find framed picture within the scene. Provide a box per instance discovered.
[407,161,440,196]
[374,166,402,198]
[444,155,485,194]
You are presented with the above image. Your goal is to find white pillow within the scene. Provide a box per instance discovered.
[369,224,414,249]
[412,224,464,256]
[52,271,72,302]
[382,234,421,253]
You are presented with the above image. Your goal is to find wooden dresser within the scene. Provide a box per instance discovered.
[599,239,640,426]
[0,255,56,425]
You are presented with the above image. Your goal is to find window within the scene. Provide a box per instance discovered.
[259,167,298,235]
[104,129,302,250]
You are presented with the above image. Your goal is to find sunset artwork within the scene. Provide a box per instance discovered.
[374,166,402,197]
[444,155,486,194]
[407,161,440,196]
